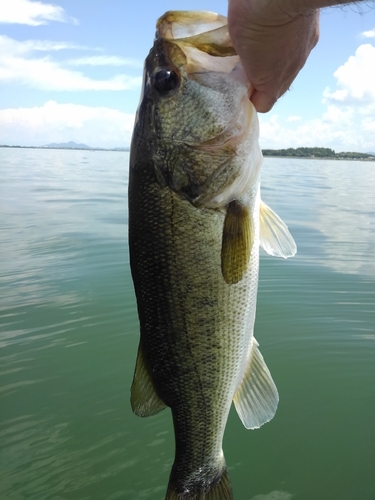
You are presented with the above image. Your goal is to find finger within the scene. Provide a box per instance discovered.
[250,90,278,113]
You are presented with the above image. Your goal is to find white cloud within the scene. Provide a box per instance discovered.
[0,101,135,148]
[0,0,77,26]
[0,35,86,55]
[67,56,143,68]
[286,115,301,122]
[259,108,374,152]
[0,35,142,91]
[260,43,375,152]
[362,117,375,132]
[361,28,375,38]
[323,44,375,107]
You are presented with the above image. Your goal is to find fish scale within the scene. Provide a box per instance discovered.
[130,164,258,496]
[128,10,296,500]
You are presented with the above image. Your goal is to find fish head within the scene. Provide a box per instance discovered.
[130,11,263,208]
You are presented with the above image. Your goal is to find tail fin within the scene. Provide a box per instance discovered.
[165,467,233,500]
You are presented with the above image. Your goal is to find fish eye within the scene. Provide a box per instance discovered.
[153,68,179,94]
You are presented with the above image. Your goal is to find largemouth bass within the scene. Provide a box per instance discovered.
[128,10,297,500]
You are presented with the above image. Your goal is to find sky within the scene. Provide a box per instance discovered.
[0,0,374,152]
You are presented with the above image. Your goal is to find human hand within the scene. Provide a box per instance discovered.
[228,0,320,112]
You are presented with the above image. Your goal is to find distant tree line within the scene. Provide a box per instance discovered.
[262,147,374,159]
[262,147,335,157]
[336,151,374,159]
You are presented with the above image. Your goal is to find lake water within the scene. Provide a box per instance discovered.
[1,149,374,500]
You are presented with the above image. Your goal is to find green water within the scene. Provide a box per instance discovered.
[1,149,374,500]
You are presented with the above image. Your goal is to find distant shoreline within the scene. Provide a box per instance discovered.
[262,147,375,161]
[0,145,130,152]
[1,145,374,161]
[263,155,375,162]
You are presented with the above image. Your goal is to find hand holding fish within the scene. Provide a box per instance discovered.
[228,0,361,112]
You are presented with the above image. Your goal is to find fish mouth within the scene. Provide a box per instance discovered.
[156,11,239,72]
[156,10,229,44]
[155,9,254,155]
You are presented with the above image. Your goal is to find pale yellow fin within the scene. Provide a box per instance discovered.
[259,200,297,258]
[233,338,279,429]
[130,344,166,417]
[221,201,253,285]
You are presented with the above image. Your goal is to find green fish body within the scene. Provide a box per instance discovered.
[128,11,297,500]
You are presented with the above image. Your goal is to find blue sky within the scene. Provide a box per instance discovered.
[0,0,374,151]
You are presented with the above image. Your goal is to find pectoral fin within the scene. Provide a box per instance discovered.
[259,200,297,258]
[233,338,279,429]
[131,343,167,417]
[221,200,253,285]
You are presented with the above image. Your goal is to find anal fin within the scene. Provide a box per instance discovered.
[130,343,167,417]
[233,338,279,429]
[221,200,253,285]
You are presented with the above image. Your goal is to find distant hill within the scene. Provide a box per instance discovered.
[40,142,130,151]
[43,141,92,150]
